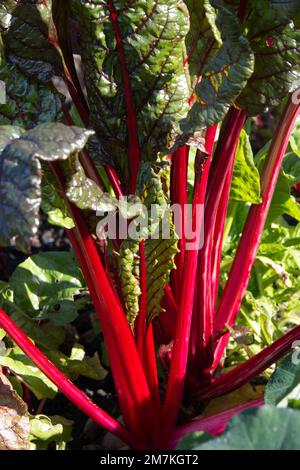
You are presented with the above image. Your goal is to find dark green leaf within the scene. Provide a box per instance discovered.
[72,0,190,170]
[178,406,300,449]
[9,252,85,325]
[185,0,221,89]
[0,0,63,82]
[183,2,254,129]
[265,351,300,405]
[0,123,93,250]
[238,0,300,115]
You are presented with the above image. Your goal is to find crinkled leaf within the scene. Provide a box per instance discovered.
[30,414,73,451]
[9,252,84,325]
[119,240,141,327]
[178,406,300,450]
[0,4,64,128]
[71,0,189,170]
[0,58,63,128]
[230,129,261,203]
[0,369,31,450]
[269,0,300,20]
[265,352,300,406]
[119,162,178,326]
[0,0,63,82]
[0,123,93,250]
[238,0,300,115]
[185,0,221,89]
[183,3,254,130]
[66,161,117,213]
[0,346,58,400]
[144,235,178,321]
[67,160,144,218]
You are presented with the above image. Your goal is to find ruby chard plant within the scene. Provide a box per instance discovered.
[1,0,300,450]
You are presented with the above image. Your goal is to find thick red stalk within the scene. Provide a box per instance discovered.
[194,324,300,402]
[107,1,141,192]
[144,324,161,411]
[171,397,263,448]
[50,163,157,443]
[104,165,124,199]
[160,135,215,446]
[210,134,241,311]
[137,240,147,358]
[171,146,189,297]
[194,110,245,375]
[212,98,300,370]
[0,307,138,449]
[189,125,217,370]
[238,0,248,23]
[136,241,160,409]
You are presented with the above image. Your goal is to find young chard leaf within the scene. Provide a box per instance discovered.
[119,162,178,327]
[0,123,93,250]
[230,129,261,204]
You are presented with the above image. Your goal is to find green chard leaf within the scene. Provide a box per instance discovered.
[185,0,221,90]
[237,0,300,115]
[178,406,300,450]
[41,163,75,229]
[0,345,58,400]
[183,2,254,129]
[71,0,190,171]
[256,144,300,223]
[30,414,73,451]
[9,252,85,325]
[269,0,300,20]
[0,0,62,81]
[0,1,64,127]
[47,344,107,382]
[230,129,261,203]
[0,123,93,250]
[119,162,178,327]
[265,351,300,406]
